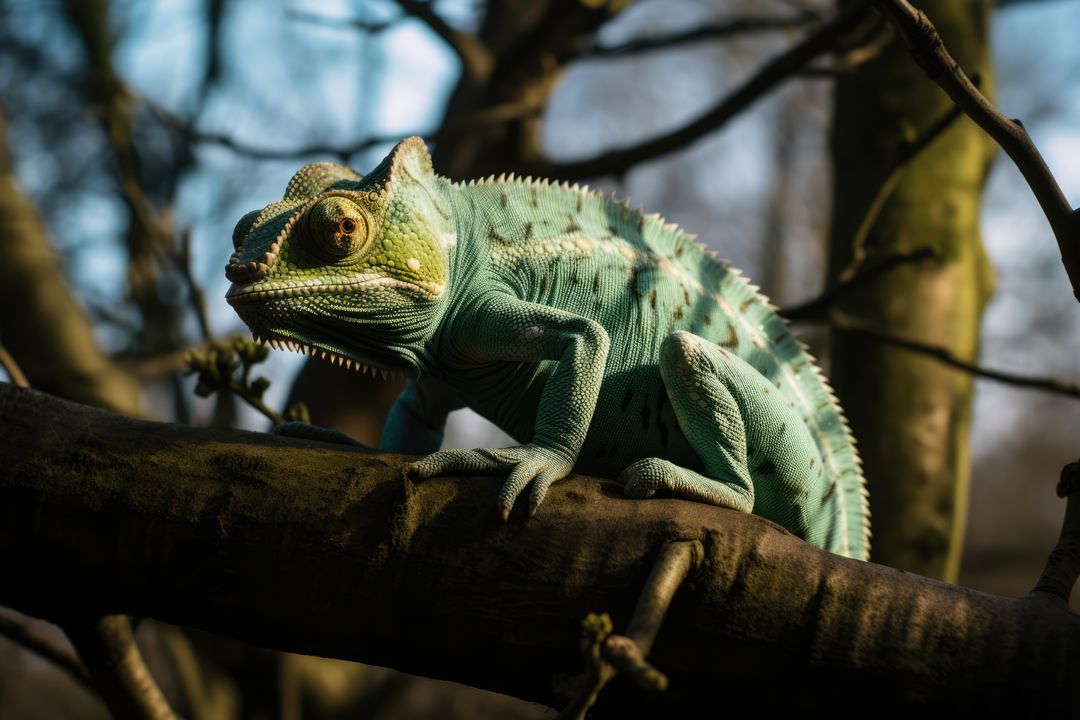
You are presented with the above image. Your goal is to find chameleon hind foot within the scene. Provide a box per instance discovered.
[618,457,753,512]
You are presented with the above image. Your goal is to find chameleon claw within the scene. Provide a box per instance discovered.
[500,505,511,523]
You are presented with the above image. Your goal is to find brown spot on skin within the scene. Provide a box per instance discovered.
[524,222,534,242]
[720,319,739,350]
[629,266,641,298]
[674,306,684,321]
[683,287,691,306]
[640,404,650,430]
[571,271,581,285]
[703,314,712,326]
[674,245,684,258]
[540,273,551,296]
[822,482,837,503]
[565,215,581,234]
[500,192,508,208]
[739,297,754,313]
[809,457,816,468]
[487,227,507,245]
[636,214,644,233]
[649,289,657,309]
[576,194,583,213]
[607,224,618,237]
[593,272,601,293]
[528,189,539,208]
[754,459,776,477]
[620,387,633,413]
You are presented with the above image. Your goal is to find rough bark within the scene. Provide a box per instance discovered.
[827,0,997,581]
[2,384,1078,714]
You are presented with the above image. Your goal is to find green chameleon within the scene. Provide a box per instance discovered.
[225,137,870,560]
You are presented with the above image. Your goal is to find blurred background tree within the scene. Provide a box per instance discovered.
[1,0,1078,717]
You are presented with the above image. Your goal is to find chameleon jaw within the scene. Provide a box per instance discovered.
[250,331,408,381]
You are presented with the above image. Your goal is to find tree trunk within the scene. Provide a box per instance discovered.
[2,384,1078,715]
[827,0,997,580]
[0,107,139,414]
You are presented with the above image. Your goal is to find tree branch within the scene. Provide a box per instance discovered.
[65,615,178,720]
[575,11,823,59]
[829,311,1080,400]
[3,384,1080,714]
[0,612,92,692]
[391,0,493,86]
[1032,459,1080,603]
[534,2,876,180]
[872,0,1080,301]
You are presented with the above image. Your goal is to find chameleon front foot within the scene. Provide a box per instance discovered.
[404,444,574,520]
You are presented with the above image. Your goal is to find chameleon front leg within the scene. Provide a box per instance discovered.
[381,377,464,455]
[405,292,610,520]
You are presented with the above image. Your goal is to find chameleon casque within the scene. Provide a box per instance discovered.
[225,136,870,560]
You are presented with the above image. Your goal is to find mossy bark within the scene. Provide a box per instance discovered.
[828,0,997,581]
[3,384,1079,714]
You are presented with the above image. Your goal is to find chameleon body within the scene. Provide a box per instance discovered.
[225,137,870,560]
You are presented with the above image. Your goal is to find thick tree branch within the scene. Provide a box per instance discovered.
[2,384,1080,714]
[0,612,91,691]
[872,0,1080,301]
[534,2,875,180]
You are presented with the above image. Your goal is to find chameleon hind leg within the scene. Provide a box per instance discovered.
[618,331,758,512]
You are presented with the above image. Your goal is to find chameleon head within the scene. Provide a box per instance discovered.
[225,137,451,374]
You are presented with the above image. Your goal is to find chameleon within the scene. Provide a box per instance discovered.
[225,136,870,560]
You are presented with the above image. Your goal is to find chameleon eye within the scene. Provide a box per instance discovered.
[304,197,369,260]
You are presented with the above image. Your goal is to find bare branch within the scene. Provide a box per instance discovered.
[65,615,178,720]
[288,8,397,34]
[4,384,1080,714]
[0,612,92,692]
[781,247,936,321]
[872,0,1080,301]
[830,312,1080,401]
[146,95,541,162]
[0,343,29,388]
[536,2,876,180]
[576,11,823,59]
[391,0,493,85]
[1032,460,1080,603]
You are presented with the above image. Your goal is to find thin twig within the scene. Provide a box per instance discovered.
[65,615,178,720]
[782,246,936,321]
[1031,459,1080,603]
[229,379,287,425]
[872,0,1080,301]
[846,99,970,274]
[288,8,397,34]
[537,2,875,180]
[830,312,1080,401]
[174,228,213,343]
[146,95,541,161]
[559,541,700,719]
[0,343,29,388]
[576,11,823,59]
[0,613,93,692]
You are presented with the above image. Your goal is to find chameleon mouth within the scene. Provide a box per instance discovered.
[251,331,408,380]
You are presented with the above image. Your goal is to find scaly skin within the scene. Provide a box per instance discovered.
[225,137,870,560]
